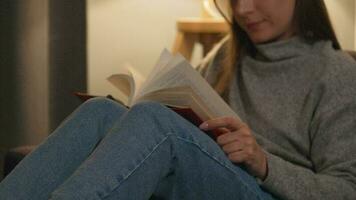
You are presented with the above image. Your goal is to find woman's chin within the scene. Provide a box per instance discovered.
[250,36,272,44]
[247,31,274,44]
[249,31,295,44]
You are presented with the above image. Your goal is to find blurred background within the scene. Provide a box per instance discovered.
[0,0,355,151]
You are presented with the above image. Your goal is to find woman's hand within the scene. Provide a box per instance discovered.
[199,117,268,180]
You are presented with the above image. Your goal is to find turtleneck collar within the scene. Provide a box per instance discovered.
[252,37,313,62]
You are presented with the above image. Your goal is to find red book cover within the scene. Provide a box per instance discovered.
[73,92,99,102]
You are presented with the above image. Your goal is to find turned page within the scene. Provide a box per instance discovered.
[133,51,239,120]
[107,63,145,106]
[135,49,186,100]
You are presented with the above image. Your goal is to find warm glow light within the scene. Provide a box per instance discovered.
[201,0,223,18]
[202,0,221,18]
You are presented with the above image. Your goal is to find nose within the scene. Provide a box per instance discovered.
[234,0,255,16]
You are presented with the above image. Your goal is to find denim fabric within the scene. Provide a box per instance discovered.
[0,98,275,200]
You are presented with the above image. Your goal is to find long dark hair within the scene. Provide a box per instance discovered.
[213,0,341,95]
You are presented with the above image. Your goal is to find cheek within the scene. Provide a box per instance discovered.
[233,0,296,43]
[269,2,296,33]
[252,9,295,42]
[269,14,293,33]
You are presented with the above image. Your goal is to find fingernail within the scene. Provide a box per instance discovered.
[199,122,208,130]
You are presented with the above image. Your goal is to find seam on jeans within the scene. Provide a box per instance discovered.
[102,133,264,200]
[102,133,175,199]
[123,133,175,181]
[175,136,264,199]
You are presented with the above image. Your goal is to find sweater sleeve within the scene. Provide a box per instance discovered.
[259,56,356,200]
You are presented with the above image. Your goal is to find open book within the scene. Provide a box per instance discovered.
[107,49,239,136]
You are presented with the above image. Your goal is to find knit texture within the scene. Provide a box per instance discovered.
[203,37,356,200]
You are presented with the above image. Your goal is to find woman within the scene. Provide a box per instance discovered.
[1,0,355,199]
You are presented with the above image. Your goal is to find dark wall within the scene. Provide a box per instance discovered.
[0,0,87,148]
[0,0,50,147]
[49,0,87,131]
[0,0,18,147]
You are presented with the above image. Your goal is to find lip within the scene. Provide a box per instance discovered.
[245,20,265,31]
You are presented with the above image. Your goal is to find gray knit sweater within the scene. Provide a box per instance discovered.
[203,37,356,200]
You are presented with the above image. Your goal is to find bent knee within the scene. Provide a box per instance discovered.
[130,101,167,112]
[129,101,172,117]
[79,97,127,114]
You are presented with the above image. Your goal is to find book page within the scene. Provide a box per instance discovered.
[107,49,175,105]
[138,50,186,99]
[136,87,214,121]
[107,63,145,106]
[143,49,175,86]
[107,66,132,97]
[136,53,186,100]
[178,61,238,119]
[108,49,239,120]
[129,66,145,105]
[134,51,240,120]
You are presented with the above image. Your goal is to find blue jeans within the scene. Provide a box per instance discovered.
[0,98,275,200]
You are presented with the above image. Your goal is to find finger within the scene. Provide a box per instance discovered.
[213,127,230,135]
[210,127,230,138]
[218,127,230,134]
[199,117,246,131]
[227,151,247,163]
[216,132,240,146]
[216,130,250,146]
[222,141,244,154]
